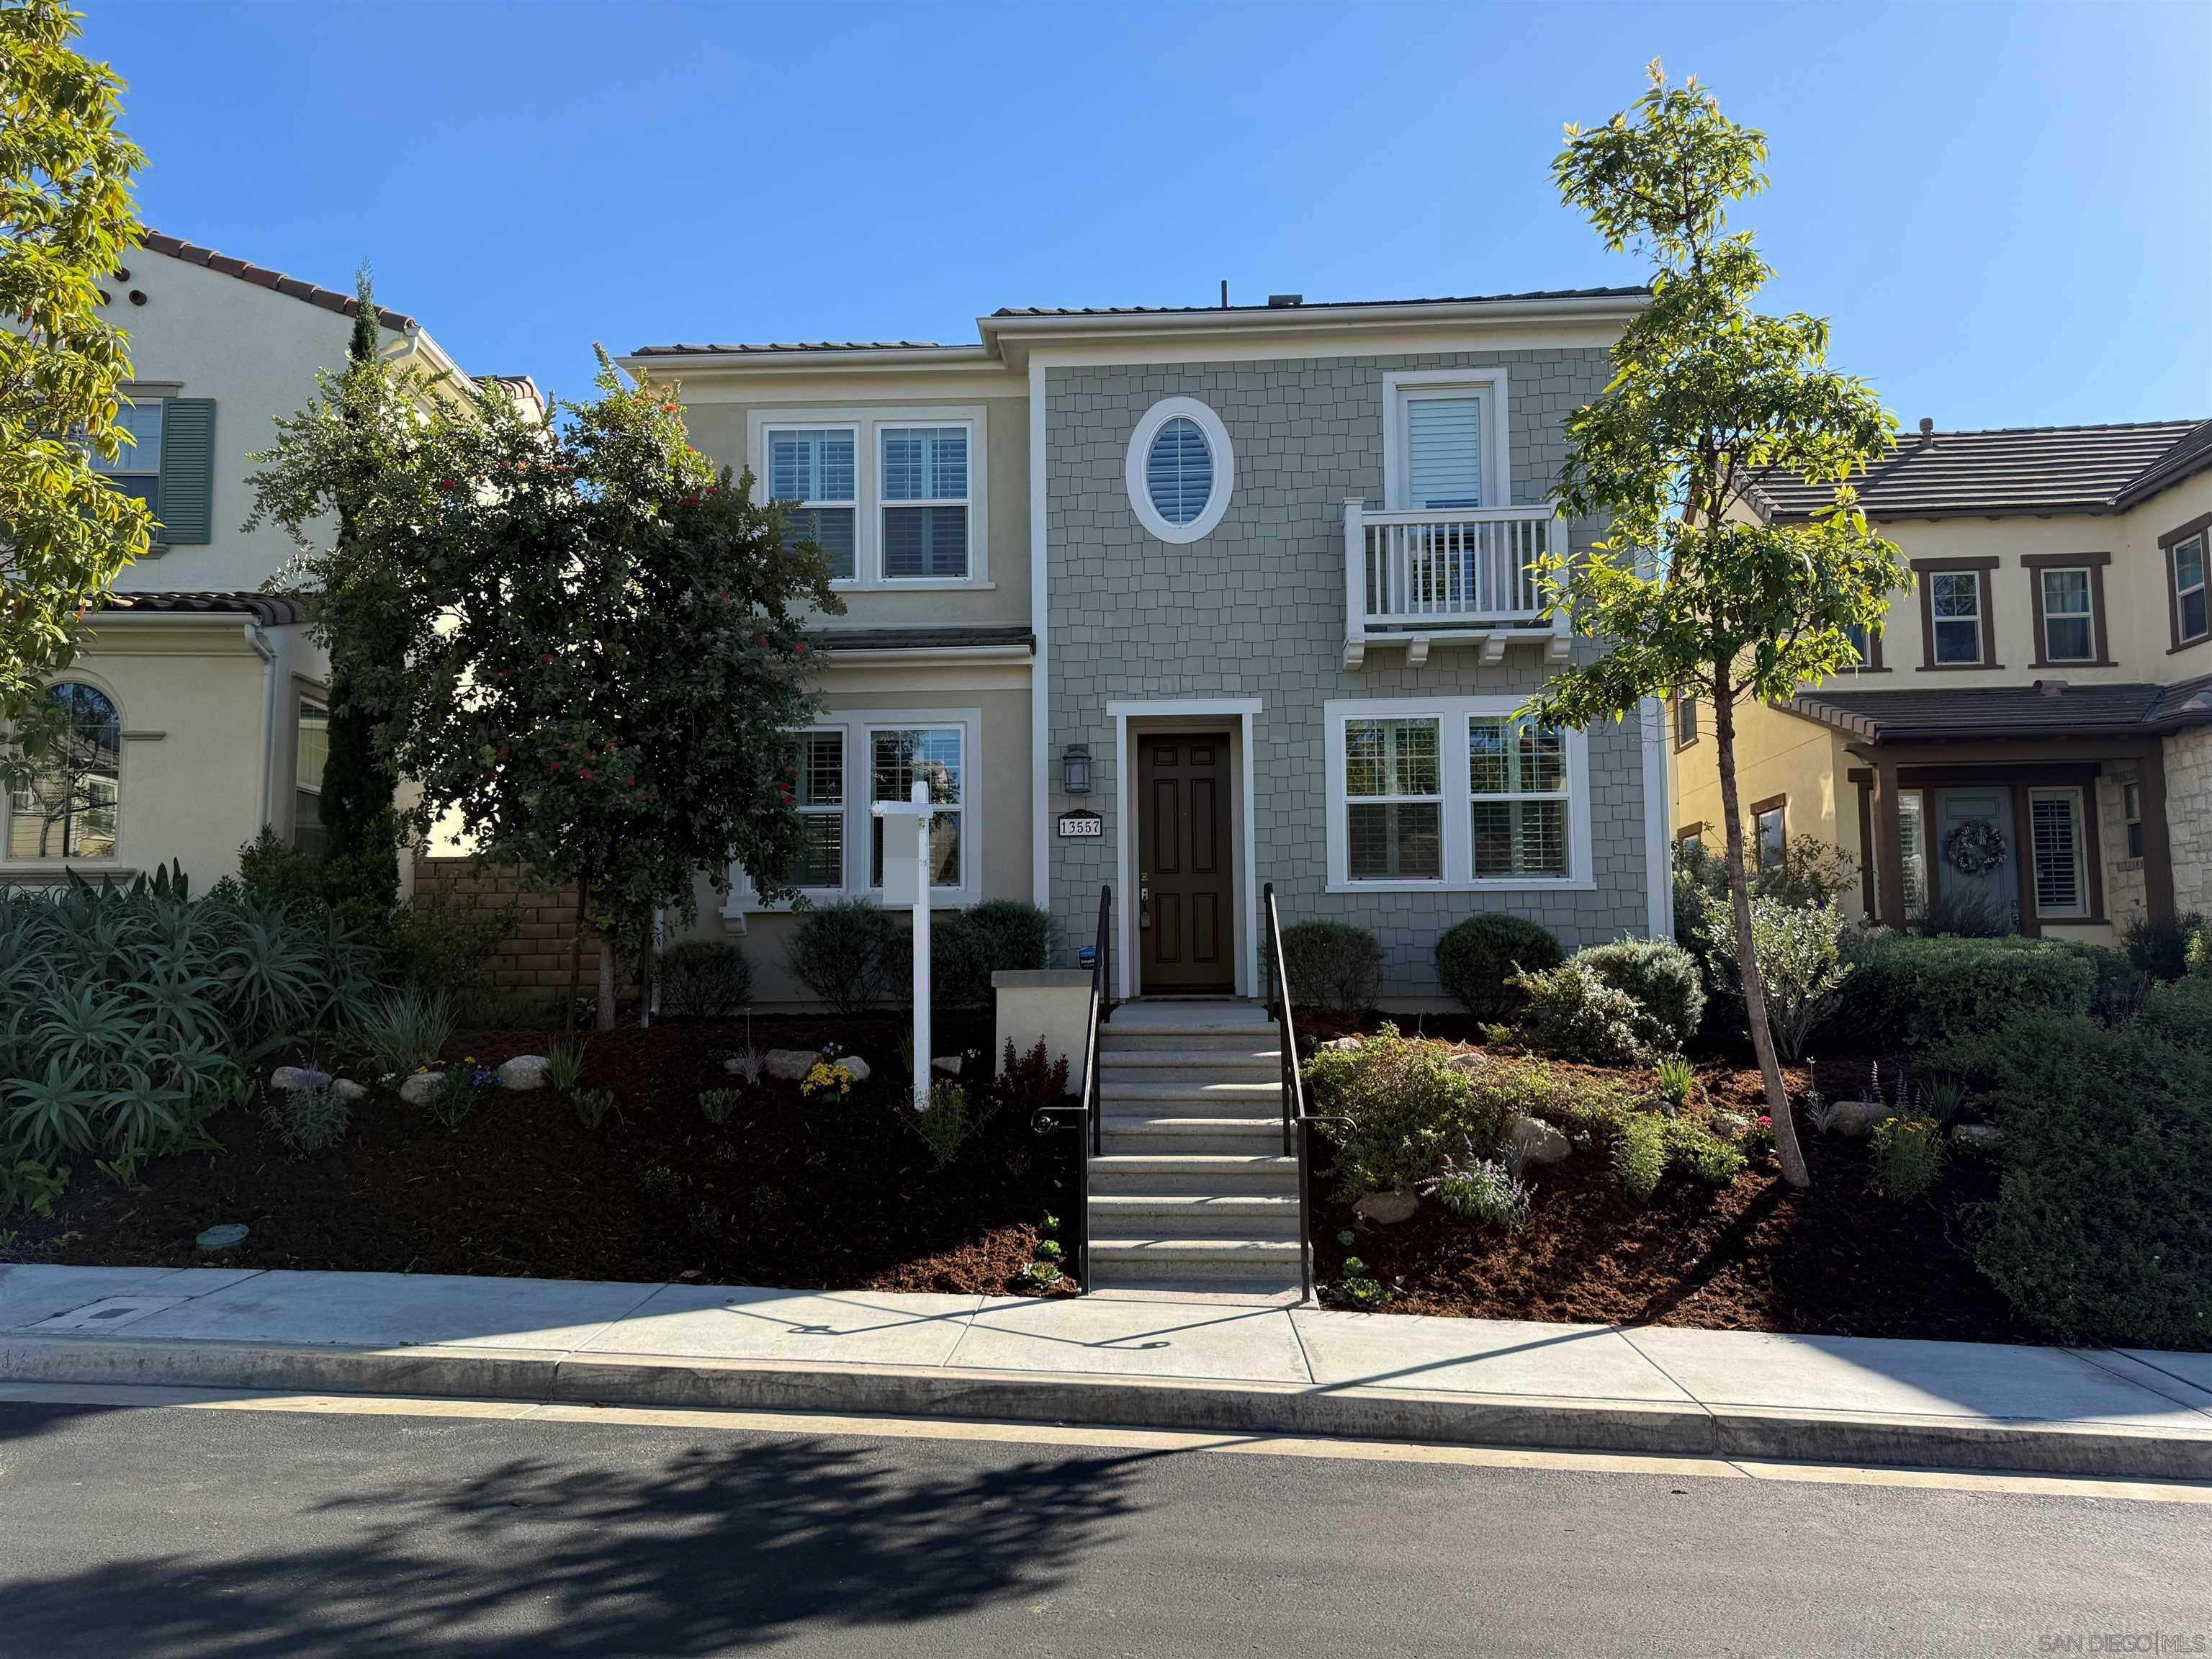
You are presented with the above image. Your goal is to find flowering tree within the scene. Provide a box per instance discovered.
[252,349,840,1025]
[1,0,148,788]
[1527,65,1905,1188]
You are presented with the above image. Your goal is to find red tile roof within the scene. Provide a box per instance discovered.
[137,231,419,333]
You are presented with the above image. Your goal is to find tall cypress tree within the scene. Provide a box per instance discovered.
[314,269,401,911]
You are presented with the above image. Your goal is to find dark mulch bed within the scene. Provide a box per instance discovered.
[9,1016,1077,1297]
[1304,1038,2036,1342]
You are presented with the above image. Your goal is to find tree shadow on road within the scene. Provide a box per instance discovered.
[0,1422,1153,1656]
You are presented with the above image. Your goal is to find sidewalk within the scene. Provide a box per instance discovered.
[4,1264,2209,1480]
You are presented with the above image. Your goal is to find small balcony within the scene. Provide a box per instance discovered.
[1342,500,1570,667]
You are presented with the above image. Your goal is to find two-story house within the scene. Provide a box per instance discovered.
[631,287,1675,1007]
[2,233,506,891]
[1671,418,2212,945]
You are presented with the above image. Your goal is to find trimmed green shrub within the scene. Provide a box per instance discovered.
[1930,1012,2212,1349]
[896,900,1055,1010]
[1449,1049,1637,1134]
[1279,921,1383,1021]
[1434,914,1563,1020]
[785,899,900,1016]
[965,900,1054,976]
[2139,975,2212,1055]
[1574,938,1705,1052]
[1839,932,2095,1055]
[1510,959,1655,1065]
[1612,1112,1746,1205]
[2123,909,2207,982]
[658,939,753,1018]
[1302,1025,1510,1199]
[1694,892,1853,1061]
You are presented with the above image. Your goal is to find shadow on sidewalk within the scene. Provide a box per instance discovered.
[0,1417,1155,1656]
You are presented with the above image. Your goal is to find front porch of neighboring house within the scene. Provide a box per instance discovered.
[1850,741,2175,938]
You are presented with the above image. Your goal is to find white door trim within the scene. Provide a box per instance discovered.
[1107,697,1261,999]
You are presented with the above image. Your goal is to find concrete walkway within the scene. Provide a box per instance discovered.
[4,1264,2209,1480]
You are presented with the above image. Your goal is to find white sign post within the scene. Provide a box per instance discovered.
[871,779,935,1111]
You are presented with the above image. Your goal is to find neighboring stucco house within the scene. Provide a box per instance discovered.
[1671,418,2212,945]
[629,287,1676,1007]
[1,233,496,892]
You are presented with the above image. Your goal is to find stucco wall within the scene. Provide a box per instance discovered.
[95,245,422,595]
[672,385,1032,634]
[0,617,328,891]
[1043,348,1657,999]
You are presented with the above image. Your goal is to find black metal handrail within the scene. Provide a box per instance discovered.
[1295,1112,1351,1306]
[1264,883,1339,1302]
[1035,885,1110,1293]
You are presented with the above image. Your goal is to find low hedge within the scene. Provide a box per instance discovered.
[2140,975,2212,1055]
[1302,1025,1511,1199]
[1574,938,1704,1052]
[1434,914,1563,1020]
[1930,1012,2212,1350]
[657,939,752,1017]
[1838,932,2094,1054]
[1278,920,1383,1021]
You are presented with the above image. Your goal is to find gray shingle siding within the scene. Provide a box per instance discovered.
[1044,347,1658,999]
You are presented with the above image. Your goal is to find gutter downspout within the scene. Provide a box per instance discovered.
[246,621,279,834]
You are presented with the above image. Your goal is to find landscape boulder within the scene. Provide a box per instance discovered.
[496,1055,550,1092]
[1506,1113,1571,1166]
[1353,1187,1419,1226]
[1824,1098,1876,1139]
[399,1071,446,1107]
[764,1049,817,1082]
[331,1079,368,1105]
[270,1066,332,1094]
[1953,1123,2002,1153]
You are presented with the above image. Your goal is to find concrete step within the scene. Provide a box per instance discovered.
[1088,1154,1301,1195]
[1087,1236,1304,1285]
[1087,1194,1303,1237]
[1098,1048,1281,1074]
[1099,1115,1287,1154]
[1097,1081,1282,1119]
[1101,1025,1281,1052]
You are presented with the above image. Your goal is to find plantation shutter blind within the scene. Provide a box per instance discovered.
[2031,793,2084,914]
[1405,396,1483,510]
[155,397,216,544]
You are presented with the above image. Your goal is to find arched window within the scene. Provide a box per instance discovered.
[1125,397,1233,543]
[6,682,121,860]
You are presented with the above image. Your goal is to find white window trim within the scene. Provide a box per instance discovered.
[725,706,983,914]
[2028,786,2090,920]
[1125,395,1233,544]
[1323,695,1593,893]
[747,405,989,590]
[1380,367,1511,511]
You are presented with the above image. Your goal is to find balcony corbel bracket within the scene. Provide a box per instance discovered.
[1341,637,1366,670]
[1478,634,1506,666]
[1406,635,1431,668]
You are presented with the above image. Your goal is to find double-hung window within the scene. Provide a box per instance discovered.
[1327,697,1591,890]
[729,709,981,912]
[2039,567,2095,662]
[766,426,857,580]
[1673,696,1699,747]
[1344,717,1442,881]
[870,726,963,889]
[1754,801,1786,872]
[2029,788,2087,918]
[90,400,163,508]
[2172,531,2208,647]
[1897,789,1929,920]
[294,698,329,857]
[880,426,969,579]
[1469,717,1569,878]
[1929,570,1984,665]
[1382,369,1506,512]
[788,729,845,889]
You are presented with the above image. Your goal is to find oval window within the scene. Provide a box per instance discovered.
[1125,397,1233,543]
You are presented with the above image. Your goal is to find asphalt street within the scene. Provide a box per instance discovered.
[1,1393,2208,1657]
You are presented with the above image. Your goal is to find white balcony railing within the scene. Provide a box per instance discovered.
[1342,500,1570,667]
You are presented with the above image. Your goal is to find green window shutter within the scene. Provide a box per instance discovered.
[156,397,216,545]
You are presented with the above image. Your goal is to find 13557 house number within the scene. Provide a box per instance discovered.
[1057,812,1103,839]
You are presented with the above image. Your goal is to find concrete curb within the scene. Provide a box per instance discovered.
[8,1333,2212,1481]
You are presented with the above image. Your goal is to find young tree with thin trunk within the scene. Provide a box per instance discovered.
[1527,64,1906,1187]
[1,0,148,788]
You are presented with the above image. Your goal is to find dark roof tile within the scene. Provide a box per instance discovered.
[1784,680,2212,742]
[811,625,1033,655]
[99,590,307,626]
[989,287,1649,318]
[1756,421,2209,521]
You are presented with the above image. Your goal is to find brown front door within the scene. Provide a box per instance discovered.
[1137,733,1234,992]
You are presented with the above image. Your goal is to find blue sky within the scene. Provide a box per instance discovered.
[86,0,2211,431]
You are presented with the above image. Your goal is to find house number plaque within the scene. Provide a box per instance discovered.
[1056,811,1103,839]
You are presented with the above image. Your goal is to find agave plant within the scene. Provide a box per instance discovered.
[6,1057,105,1159]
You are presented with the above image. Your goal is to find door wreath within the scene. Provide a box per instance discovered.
[1943,818,2006,876]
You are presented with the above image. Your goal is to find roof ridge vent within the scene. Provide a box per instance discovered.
[1917,417,1936,446]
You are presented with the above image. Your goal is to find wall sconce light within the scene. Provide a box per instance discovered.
[1061,743,1092,794]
